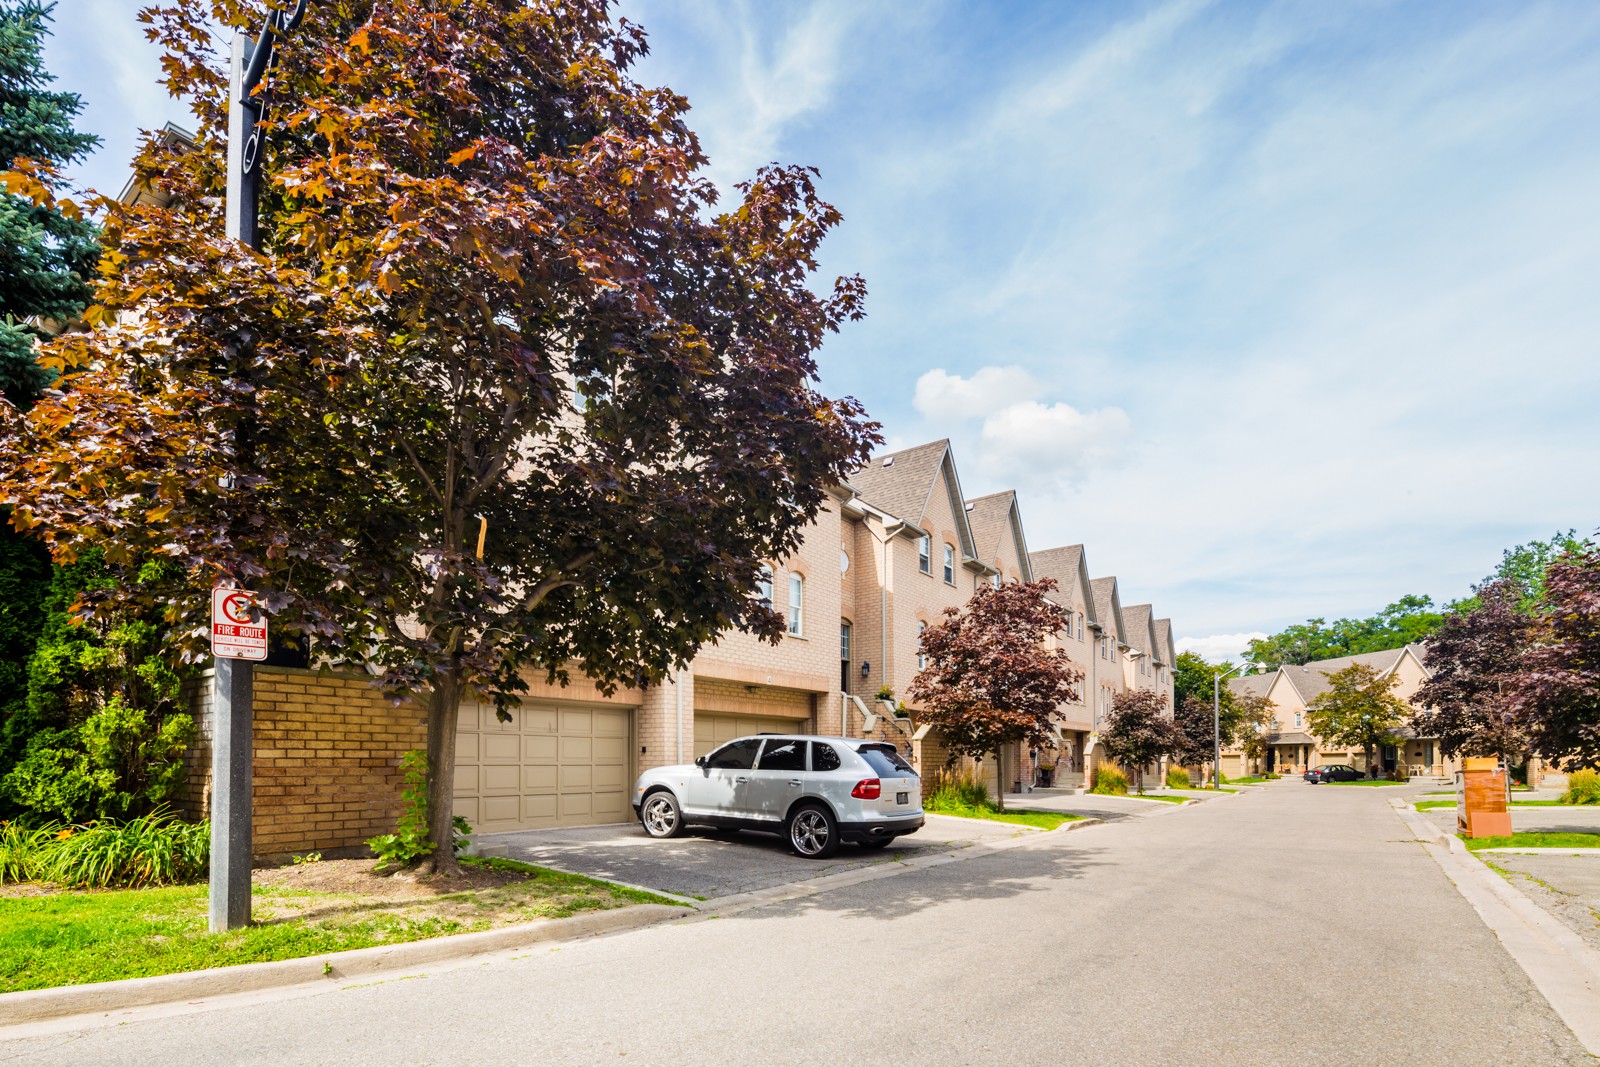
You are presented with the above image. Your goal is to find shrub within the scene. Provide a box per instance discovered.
[1091,764,1128,796]
[0,821,53,884]
[43,809,208,888]
[368,750,434,871]
[1165,766,1192,790]
[923,766,991,812]
[1562,768,1600,805]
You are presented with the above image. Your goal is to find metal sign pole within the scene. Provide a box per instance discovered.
[209,32,259,934]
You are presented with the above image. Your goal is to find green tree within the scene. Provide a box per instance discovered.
[1233,690,1277,775]
[1172,650,1243,743]
[908,579,1082,810]
[0,0,100,407]
[3,0,878,873]
[1516,535,1600,770]
[2,551,192,822]
[1245,595,1444,669]
[1304,663,1409,779]
[1451,531,1586,618]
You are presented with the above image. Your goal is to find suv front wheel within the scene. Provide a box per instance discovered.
[640,791,685,839]
[788,803,839,859]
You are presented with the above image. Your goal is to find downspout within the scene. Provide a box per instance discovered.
[675,671,684,765]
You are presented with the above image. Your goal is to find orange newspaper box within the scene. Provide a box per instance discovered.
[1458,757,1512,838]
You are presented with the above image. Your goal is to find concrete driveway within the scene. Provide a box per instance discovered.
[477,812,1032,899]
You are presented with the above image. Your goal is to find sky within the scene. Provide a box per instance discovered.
[41,0,1600,662]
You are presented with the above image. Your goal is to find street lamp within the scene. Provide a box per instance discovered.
[1213,662,1249,789]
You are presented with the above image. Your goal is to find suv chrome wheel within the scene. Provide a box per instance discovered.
[788,804,838,858]
[641,792,683,838]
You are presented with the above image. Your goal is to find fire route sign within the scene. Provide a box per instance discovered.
[211,587,268,661]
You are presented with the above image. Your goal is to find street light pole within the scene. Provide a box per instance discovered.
[211,0,310,934]
[1213,662,1247,789]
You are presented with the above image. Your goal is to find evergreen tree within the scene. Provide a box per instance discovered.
[0,0,100,407]
[0,1,100,807]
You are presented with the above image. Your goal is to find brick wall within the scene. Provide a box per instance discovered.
[185,665,427,858]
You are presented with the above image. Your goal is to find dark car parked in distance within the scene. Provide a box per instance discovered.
[1305,764,1363,783]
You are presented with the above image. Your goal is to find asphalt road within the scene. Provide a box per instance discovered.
[2,781,1586,1065]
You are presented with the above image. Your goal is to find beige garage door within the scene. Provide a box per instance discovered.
[694,712,809,758]
[454,701,633,833]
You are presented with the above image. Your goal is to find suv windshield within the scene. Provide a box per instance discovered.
[856,744,916,777]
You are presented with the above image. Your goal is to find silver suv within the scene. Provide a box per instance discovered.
[631,735,923,858]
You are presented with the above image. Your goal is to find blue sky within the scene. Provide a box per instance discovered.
[44,0,1600,659]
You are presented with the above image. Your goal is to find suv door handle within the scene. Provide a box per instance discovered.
[788,780,802,787]
[735,776,748,784]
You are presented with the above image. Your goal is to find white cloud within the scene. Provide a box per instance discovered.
[912,366,1038,423]
[1176,633,1266,664]
[976,400,1131,490]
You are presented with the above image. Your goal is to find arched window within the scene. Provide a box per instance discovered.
[916,621,928,670]
[917,534,931,574]
[942,544,955,584]
[788,573,804,636]
[757,564,773,606]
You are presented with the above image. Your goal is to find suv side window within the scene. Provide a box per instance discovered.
[705,738,762,769]
[758,738,806,771]
[809,742,841,772]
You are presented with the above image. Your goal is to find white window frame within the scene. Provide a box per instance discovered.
[916,621,928,670]
[917,534,931,575]
[788,573,804,636]
[757,564,773,606]
[942,544,955,585]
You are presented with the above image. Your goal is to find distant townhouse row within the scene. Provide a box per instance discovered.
[1218,645,1459,780]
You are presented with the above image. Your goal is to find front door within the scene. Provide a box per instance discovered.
[681,737,762,818]
[747,736,807,822]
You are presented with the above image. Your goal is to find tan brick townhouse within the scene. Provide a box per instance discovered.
[184,435,1183,854]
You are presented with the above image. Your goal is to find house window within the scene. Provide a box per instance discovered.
[1100,638,1107,660]
[989,573,1000,590]
[917,535,931,574]
[1294,712,1302,728]
[916,621,928,670]
[757,564,773,606]
[840,621,852,692]
[943,544,955,584]
[788,573,804,636]
[1076,612,1084,639]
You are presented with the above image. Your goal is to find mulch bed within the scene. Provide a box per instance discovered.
[253,857,533,899]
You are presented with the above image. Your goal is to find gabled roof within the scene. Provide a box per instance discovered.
[1122,603,1155,658]
[1090,577,1126,643]
[964,491,1033,582]
[848,439,979,562]
[1153,619,1175,668]
[1029,545,1092,617]
[1227,672,1277,699]
[1277,645,1429,705]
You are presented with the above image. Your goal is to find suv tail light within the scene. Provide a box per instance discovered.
[850,778,881,800]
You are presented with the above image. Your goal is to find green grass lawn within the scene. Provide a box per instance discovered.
[1463,832,1600,852]
[925,798,1084,829]
[0,858,669,993]
[1127,793,1189,804]
[1226,776,1279,785]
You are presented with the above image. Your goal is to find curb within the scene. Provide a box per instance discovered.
[0,902,692,1029]
[1390,798,1600,1055]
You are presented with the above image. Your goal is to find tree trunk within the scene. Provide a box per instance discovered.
[1365,742,1376,778]
[994,749,1005,811]
[422,666,464,876]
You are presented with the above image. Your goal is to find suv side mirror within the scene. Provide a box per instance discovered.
[694,756,707,768]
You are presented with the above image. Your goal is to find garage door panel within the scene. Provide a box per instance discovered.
[482,764,521,793]
[455,702,634,831]
[482,734,521,762]
[524,734,558,763]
